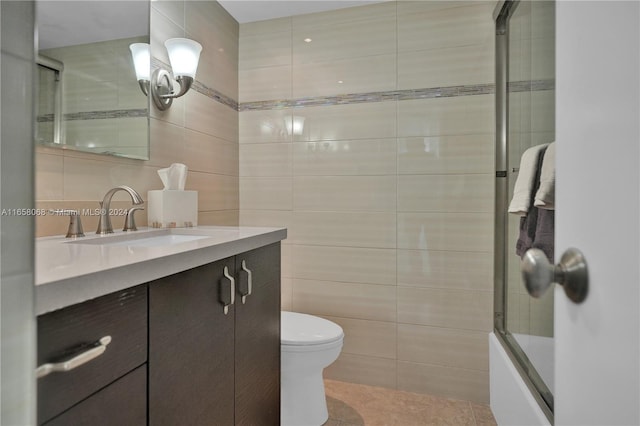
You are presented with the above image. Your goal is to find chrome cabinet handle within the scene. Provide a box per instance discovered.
[239,260,253,304]
[521,248,589,304]
[36,336,112,379]
[222,266,235,315]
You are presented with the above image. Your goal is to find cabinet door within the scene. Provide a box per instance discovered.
[37,285,147,424]
[234,243,281,426]
[149,258,235,426]
[44,365,146,426]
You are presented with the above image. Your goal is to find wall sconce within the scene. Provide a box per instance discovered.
[129,38,202,111]
[129,43,151,96]
[284,115,305,136]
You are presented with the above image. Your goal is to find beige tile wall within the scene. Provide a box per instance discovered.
[35,1,239,237]
[239,1,495,403]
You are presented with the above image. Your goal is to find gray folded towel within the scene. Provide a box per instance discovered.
[532,209,554,261]
[516,145,551,259]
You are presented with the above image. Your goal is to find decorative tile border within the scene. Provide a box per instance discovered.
[65,109,148,121]
[152,57,239,111]
[238,79,554,112]
[37,109,147,123]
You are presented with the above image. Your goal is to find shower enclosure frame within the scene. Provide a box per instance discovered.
[493,0,554,422]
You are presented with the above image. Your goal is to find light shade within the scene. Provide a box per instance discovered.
[165,38,202,79]
[129,43,150,81]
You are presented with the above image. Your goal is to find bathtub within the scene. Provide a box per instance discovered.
[489,332,551,425]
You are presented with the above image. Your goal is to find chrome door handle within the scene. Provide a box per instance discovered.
[36,336,112,379]
[521,247,589,304]
[222,266,235,315]
[239,260,252,304]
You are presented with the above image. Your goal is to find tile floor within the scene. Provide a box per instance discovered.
[324,379,497,426]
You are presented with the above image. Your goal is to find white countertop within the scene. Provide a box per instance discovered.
[35,226,287,315]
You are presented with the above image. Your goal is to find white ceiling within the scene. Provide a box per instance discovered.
[36,1,149,50]
[218,0,388,24]
[36,0,386,50]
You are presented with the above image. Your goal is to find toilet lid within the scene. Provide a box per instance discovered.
[281,311,344,346]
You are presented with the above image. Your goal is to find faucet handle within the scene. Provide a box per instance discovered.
[123,206,144,232]
[49,209,85,238]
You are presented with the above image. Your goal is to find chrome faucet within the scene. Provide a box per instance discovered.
[96,186,144,234]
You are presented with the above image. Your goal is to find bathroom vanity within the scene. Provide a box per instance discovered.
[35,226,286,425]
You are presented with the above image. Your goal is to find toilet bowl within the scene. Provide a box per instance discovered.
[281,311,344,426]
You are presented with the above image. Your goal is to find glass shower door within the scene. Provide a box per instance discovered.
[494,0,556,419]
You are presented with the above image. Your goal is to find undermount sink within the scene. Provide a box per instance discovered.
[67,231,212,248]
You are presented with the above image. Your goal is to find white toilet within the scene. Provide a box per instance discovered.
[281,311,344,426]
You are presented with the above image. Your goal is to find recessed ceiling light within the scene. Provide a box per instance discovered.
[338,80,343,84]
[304,38,312,43]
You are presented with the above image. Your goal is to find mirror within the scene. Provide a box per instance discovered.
[35,1,150,160]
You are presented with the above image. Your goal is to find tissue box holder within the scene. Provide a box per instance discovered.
[148,190,198,228]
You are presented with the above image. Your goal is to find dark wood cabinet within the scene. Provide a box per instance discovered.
[149,242,281,426]
[37,242,281,426]
[148,257,236,426]
[37,285,147,424]
[234,243,281,425]
[44,365,147,426]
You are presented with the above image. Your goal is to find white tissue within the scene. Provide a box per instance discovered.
[158,163,188,190]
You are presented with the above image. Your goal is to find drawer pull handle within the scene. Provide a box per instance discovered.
[240,260,253,304]
[222,266,235,315]
[36,336,112,379]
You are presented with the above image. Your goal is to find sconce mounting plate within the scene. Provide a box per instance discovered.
[151,69,173,111]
